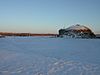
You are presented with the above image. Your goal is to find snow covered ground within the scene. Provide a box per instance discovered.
[0,37,100,75]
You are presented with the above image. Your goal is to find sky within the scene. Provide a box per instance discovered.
[0,0,100,34]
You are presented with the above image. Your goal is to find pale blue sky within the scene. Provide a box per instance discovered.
[0,0,100,33]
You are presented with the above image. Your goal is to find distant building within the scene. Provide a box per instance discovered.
[0,35,5,38]
[58,24,96,38]
[96,34,100,38]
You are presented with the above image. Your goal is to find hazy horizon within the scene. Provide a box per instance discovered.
[0,0,100,34]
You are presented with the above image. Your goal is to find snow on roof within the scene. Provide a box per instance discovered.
[66,24,90,31]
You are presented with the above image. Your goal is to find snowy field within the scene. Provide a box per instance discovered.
[0,37,100,75]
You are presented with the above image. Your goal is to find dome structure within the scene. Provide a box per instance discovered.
[59,24,95,38]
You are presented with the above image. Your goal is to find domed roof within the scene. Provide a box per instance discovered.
[66,24,91,31]
[58,24,96,38]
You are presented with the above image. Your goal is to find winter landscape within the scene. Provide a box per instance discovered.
[0,36,100,75]
[0,0,100,75]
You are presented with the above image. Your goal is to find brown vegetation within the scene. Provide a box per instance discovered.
[0,32,57,37]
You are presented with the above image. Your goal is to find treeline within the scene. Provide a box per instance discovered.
[0,32,57,37]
